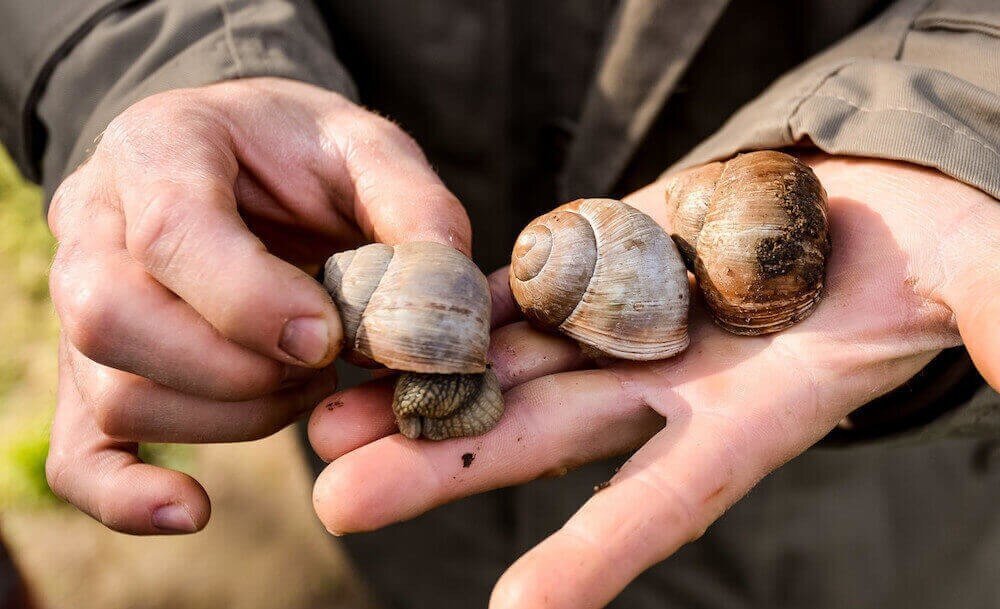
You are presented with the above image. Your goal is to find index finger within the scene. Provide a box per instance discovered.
[488,266,521,328]
[322,109,473,256]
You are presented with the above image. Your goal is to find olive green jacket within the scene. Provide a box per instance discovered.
[1,1,999,607]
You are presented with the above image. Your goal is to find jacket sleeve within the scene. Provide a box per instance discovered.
[670,0,1000,442]
[0,0,357,197]
[672,0,1000,200]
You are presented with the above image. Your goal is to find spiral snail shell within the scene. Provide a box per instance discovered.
[510,198,690,360]
[664,151,831,335]
[323,241,503,440]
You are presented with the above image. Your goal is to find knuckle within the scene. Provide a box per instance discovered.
[48,171,86,238]
[347,113,407,150]
[411,182,462,216]
[102,90,216,161]
[89,373,143,439]
[51,262,121,363]
[371,115,412,145]
[44,447,75,500]
[637,469,703,540]
[126,187,191,275]
[101,112,140,152]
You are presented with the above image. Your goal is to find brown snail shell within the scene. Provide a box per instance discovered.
[510,198,690,360]
[664,151,831,335]
[323,241,503,440]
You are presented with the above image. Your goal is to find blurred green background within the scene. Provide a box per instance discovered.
[0,145,60,509]
[0,148,370,609]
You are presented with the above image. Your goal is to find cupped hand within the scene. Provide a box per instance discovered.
[45,77,471,534]
[308,154,1000,607]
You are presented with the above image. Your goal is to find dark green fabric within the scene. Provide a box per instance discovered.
[0,0,136,180]
[1,0,999,607]
[1,0,356,195]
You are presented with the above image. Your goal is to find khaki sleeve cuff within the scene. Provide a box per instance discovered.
[671,0,1000,200]
[672,59,1000,200]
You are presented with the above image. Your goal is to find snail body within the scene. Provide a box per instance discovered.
[510,198,690,360]
[324,241,503,440]
[665,151,830,335]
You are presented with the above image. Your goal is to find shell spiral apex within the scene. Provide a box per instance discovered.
[510,198,690,361]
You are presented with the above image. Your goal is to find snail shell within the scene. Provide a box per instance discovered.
[323,241,503,440]
[510,198,689,360]
[664,151,831,335]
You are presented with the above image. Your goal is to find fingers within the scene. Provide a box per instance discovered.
[488,417,745,609]
[938,195,1000,390]
[196,78,474,256]
[487,322,589,387]
[47,339,211,535]
[118,177,342,368]
[308,321,590,463]
[488,266,521,328]
[308,378,397,463]
[50,174,315,398]
[957,290,1000,390]
[310,295,839,541]
[330,111,473,256]
[312,365,662,534]
[485,345,821,609]
[67,341,336,443]
[92,99,343,368]
[49,201,296,401]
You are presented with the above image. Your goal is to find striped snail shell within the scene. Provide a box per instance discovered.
[323,241,503,440]
[664,151,831,335]
[510,198,690,360]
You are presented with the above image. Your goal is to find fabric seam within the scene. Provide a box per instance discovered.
[807,92,1000,161]
[783,60,857,143]
[897,0,938,59]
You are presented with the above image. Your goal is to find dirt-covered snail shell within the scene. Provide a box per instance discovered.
[510,198,690,360]
[664,150,831,335]
[323,241,503,440]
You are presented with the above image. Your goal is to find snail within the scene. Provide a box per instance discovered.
[509,198,690,360]
[664,150,831,335]
[323,241,503,440]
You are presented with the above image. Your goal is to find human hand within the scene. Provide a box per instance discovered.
[308,154,999,607]
[45,77,471,534]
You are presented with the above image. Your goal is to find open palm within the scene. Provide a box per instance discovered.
[309,155,1000,608]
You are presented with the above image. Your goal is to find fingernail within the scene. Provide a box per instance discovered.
[280,317,330,365]
[152,503,198,533]
[281,365,316,388]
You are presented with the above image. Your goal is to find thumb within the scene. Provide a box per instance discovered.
[940,193,1000,390]
[953,280,1000,390]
